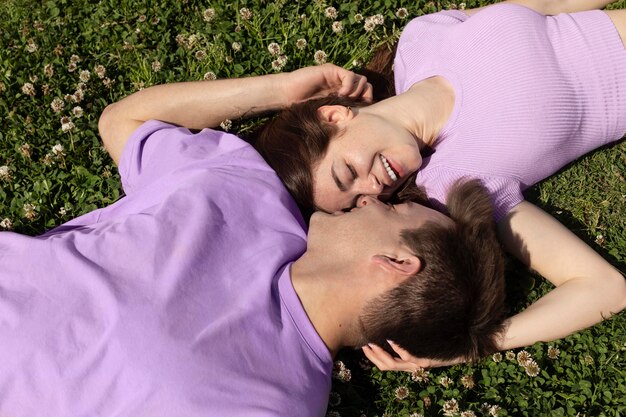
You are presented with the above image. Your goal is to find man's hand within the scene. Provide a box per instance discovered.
[281,64,373,105]
[362,341,467,371]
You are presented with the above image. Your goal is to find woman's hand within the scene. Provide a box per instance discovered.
[362,341,467,371]
[281,64,373,105]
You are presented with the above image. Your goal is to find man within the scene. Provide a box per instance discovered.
[0,67,506,415]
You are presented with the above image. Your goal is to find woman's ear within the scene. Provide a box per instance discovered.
[317,105,352,125]
[372,254,421,277]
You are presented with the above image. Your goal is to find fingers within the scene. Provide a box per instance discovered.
[337,71,372,101]
[362,343,419,372]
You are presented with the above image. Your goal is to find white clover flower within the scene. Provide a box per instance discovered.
[439,376,453,388]
[442,399,459,417]
[71,106,83,117]
[0,218,13,230]
[516,350,532,366]
[44,63,54,77]
[203,8,215,22]
[102,77,114,89]
[72,89,84,103]
[396,7,408,19]
[151,60,162,72]
[371,14,384,25]
[505,351,516,361]
[489,404,502,417]
[332,360,352,382]
[26,38,38,53]
[524,359,540,377]
[68,62,77,72]
[314,50,327,65]
[0,81,5,93]
[61,116,75,133]
[194,50,206,61]
[324,6,337,19]
[52,143,65,156]
[203,71,217,81]
[409,414,424,417]
[70,54,81,63]
[547,346,560,359]
[354,13,363,22]
[50,98,64,113]
[459,2,467,10]
[364,20,375,32]
[79,70,91,82]
[23,203,37,221]
[20,143,32,158]
[296,38,307,50]
[460,374,475,389]
[271,55,288,72]
[0,166,11,181]
[423,396,432,407]
[461,411,476,417]
[220,119,232,131]
[29,75,39,83]
[94,64,107,79]
[137,14,147,22]
[59,207,67,216]
[410,367,430,383]
[22,83,36,97]
[41,83,50,95]
[332,21,343,34]
[239,7,252,21]
[394,385,410,400]
[267,42,281,56]
[492,352,502,362]
[231,41,242,52]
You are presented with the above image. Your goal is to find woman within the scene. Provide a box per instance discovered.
[254,0,626,368]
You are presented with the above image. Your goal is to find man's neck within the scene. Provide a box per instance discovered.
[289,258,357,357]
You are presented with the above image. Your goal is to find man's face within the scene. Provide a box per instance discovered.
[307,196,451,264]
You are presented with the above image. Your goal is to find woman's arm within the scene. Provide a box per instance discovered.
[362,200,626,370]
[98,64,372,164]
[496,201,626,349]
[464,0,617,16]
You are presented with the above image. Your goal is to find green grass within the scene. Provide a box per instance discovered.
[1,0,625,415]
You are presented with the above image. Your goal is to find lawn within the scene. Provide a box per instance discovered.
[0,0,624,415]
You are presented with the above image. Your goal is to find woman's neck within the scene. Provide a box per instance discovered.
[369,76,456,149]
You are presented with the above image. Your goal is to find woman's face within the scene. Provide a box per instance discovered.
[312,110,423,213]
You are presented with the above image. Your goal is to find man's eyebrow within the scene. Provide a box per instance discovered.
[331,166,347,192]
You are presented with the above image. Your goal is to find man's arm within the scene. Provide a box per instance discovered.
[464,0,617,16]
[98,64,372,165]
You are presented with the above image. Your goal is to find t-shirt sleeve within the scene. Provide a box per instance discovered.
[416,167,524,222]
[395,10,468,93]
[118,120,249,194]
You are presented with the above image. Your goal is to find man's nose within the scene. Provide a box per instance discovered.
[356,195,381,207]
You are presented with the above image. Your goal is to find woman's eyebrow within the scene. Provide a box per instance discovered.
[331,166,347,192]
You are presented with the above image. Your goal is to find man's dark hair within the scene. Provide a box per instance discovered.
[359,179,507,361]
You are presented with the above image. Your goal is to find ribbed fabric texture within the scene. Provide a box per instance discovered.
[394,4,626,220]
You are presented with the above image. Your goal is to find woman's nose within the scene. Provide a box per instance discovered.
[354,174,383,195]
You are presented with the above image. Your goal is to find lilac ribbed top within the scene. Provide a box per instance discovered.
[394,4,626,220]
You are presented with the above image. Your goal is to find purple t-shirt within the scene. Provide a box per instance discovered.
[395,5,626,220]
[0,120,332,416]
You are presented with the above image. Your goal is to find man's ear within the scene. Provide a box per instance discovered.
[372,254,421,277]
[317,105,352,126]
